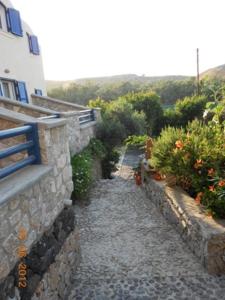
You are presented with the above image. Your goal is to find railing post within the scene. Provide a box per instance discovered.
[25,123,41,164]
[91,109,96,121]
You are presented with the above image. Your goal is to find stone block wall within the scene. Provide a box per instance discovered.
[31,95,86,112]
[143,177,225,275]
[38,121,74,196]
[0,97,57,119]
[0,207,80,300]
[0,118,74,286]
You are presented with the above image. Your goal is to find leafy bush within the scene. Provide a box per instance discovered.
[108,98,146,136]
[175,95,208,126]
[88,97,108,114]
[71,138,106,199]
[150,120,225,217]
[125,135,149,149]
[102,149,120,179]
[71,150,93,199]
[123,91,163,136]
[162,95,208,128]
[88,138,106,159]
[96,118,126,149]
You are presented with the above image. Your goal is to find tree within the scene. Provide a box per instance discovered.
[122,91,164,136]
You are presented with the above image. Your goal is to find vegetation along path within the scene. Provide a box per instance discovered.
[68,150,225,300]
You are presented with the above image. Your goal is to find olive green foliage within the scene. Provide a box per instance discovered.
[200,77,225,102]
[108,98,146,136]
[203,99,225,123]
[96,119,126,148]
[71,150,92,199]
[175,95,208,125]
[151,120,225,217]
[125,135,149,149]
[163,95,208,127]
[101,149,120,179]
[122,91,164,136]
[152,78,196,105]
[71,138,106,199]
[88,97,108,114]
[48,78,196,107]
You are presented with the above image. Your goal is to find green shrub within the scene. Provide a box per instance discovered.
[108,98,146,136]
[88,138,106,159]
[125,135,149,149]
[96,119,126,149]
[102,149,120,179]
[175,95,208,126]
[71,150,93,199]
[124,91,163,136]
[150,120,225,218]
[71,138,106,199]
[162,95,208,129]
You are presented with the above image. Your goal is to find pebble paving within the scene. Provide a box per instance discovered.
[68,149,225,300]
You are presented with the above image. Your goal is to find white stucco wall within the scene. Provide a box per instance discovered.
[0,0,46,101]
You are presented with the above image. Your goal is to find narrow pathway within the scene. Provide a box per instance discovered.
[68,150,225,300]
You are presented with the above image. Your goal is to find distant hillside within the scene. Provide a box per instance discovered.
[46,74,191,91]
[200,64,225,79]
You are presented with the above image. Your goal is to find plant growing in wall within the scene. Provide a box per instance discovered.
[71,139,106,199]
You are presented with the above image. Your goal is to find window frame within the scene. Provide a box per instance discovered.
[27,33,40,55]
[34,89,42,96]
[0,1,8,32]
[0,78,16,100]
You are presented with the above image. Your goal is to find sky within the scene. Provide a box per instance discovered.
[12,0,225,80]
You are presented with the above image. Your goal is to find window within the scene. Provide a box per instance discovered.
[16,81,28,103]
[0,79,16,99]
[6,8,23,36]
[28,34,40,55]
[0,79,29,103]
[0,2,7,31]
[34,89,42,96]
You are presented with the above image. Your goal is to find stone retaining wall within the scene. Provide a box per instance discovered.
[143,177,225,275]
[0,97,58,119]
[0,116,74,287]
[0,207,80,300]
[31,95,86,112]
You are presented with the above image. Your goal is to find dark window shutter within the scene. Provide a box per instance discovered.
[17,81,28,103]
[34,89,42,96]
[7,8,23,36]
[0,84,3,97]
[29,35,40,55]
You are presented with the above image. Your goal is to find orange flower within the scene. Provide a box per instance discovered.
[195,192,203,205]
[208,185,215,192]
[218,180,225,187]
[208,168,215,176]
[175,140,184,149]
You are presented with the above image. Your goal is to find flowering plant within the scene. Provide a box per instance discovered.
[150,120,225,217]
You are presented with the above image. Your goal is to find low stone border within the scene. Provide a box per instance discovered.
[143,176,225,275]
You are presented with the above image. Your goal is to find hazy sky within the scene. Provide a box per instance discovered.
[12,0,225,80]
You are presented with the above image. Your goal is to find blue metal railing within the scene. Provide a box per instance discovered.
[79,109,96,125]
[0,123,41,180]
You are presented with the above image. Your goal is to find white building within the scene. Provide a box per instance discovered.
[0,0,46,103]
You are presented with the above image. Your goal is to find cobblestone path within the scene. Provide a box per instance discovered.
[68,150,225,300]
